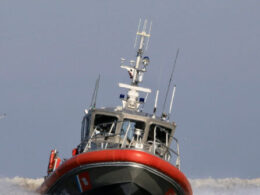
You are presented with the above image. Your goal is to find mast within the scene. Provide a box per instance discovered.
[132,19,152,85]
[119,19,152,110]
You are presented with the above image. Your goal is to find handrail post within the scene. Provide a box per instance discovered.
[84,127,97,152]
[121,121,131,148]
[153,126,157,154]
[173,137,181,170]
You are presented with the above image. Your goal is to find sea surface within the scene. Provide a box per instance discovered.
[0,177,260,195]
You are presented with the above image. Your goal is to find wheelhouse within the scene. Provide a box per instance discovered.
[79,108,180,167]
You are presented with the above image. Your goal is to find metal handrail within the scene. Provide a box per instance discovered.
[82,133,181,169]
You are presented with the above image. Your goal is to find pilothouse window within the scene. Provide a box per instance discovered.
[94,114,117,134]
[121,119,145,142]
[81,115,90,141]
[148,124,171,145]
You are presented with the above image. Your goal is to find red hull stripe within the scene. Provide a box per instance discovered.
[38,149,192,195]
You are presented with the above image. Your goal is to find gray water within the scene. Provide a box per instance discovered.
[0,177,43,195]
[190,178,260,195]
[0,177,260,195]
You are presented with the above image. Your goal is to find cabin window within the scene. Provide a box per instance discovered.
[93,114,117,134]
[121,119,145,141]
[147,124,171,144]
[81,115,90,141]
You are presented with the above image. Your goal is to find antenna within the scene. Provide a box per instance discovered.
[168,85,176,120]
[136,19,152,51]
[142,19,147,33]
[145,21,152,50]
[119,19,152,110]
[153,90,159,118]
[162,48,180,115]
[132,19,152,85]
[134,19,142,48]
[90,75,100,109]
[140,92,150,111]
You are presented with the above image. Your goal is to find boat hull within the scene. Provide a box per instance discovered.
[38,150,192,195]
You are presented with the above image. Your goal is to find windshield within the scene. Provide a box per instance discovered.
[121,119,145,142]
[94,114,118,134]
[81,115,91,141]
[147,124,171,144]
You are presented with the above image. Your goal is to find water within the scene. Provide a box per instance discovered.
[0,177,260,195]
[190,178,260,195]
[0,177,43,195]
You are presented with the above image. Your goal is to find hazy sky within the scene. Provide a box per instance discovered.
[0,0,259,179]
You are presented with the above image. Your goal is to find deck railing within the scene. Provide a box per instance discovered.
[81,126,181,170]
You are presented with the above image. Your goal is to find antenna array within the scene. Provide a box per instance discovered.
[119,19,152,110]
[134,19,152,51]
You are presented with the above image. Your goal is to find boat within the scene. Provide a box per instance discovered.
[37,20,192,195]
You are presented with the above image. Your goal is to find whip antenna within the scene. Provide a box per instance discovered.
[168,85,176,120]
[134,19,142,48]
[90,75,100,109]
[162,49,179,115]
[152,90,159,118]
[145,21,152,50]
